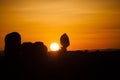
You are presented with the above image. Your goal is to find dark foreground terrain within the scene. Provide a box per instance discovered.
[0,50,120,80]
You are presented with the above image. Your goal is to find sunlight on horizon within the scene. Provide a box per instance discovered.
[0,0,120,50]
[50,42,60,51]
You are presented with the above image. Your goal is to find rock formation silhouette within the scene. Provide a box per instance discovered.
[21,41,48,79]
[33,42,48,57]
[4,32,21,58]
[21,41,47,62]
[60,33,70,52]
[1,32,119,80]
[4,32,22,79]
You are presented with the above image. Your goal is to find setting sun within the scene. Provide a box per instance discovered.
[50,42,60,51]
[0,0,120,51]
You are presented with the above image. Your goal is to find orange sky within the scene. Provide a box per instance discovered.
[0,0,120,51]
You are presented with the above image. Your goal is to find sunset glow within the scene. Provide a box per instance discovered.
[50,42,59,51]
[0,0,120,51]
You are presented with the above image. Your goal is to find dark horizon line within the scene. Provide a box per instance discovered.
[0,48,120,52]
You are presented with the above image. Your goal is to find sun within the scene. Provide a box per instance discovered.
[50,42,60,51]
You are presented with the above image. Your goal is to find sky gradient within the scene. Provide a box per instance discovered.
[0,0,120,51]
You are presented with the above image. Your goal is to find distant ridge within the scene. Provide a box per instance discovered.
[68,48,120,52]
[1,48,120,56]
